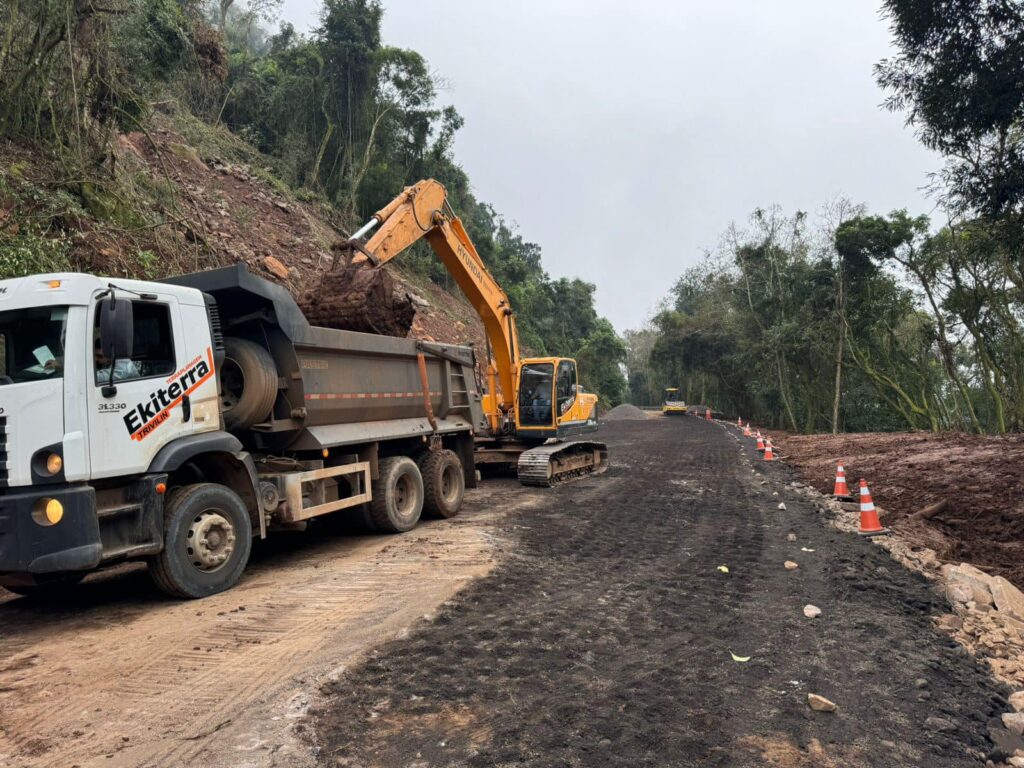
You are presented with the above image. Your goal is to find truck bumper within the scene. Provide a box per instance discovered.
[0,485,102,573]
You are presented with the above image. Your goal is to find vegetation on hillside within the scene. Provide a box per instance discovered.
[629,0,1024,433]
[0,0,626,405]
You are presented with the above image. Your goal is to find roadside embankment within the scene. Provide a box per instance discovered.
[769,431,1024,588]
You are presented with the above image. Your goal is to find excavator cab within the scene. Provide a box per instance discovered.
[516,357,599,437]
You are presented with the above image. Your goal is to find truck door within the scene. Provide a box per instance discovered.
[87,293,197,480]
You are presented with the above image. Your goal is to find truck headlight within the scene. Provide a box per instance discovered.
[45,453,63,475]
[32,498,63,526]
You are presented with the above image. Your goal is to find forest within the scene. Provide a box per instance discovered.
[629,0,1024,434]
[0,0,627,404]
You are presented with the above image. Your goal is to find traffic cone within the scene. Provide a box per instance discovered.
[833,463,851,499]
[756,432,765,452]
[736,417,742,427]
[705,408,712,421]
[763,439,775,461]
[857,479,889,536]
[743,423,752,437]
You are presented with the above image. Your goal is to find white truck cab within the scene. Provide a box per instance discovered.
[0,273,234,594]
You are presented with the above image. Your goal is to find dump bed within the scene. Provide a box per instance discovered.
[164,264,487,452]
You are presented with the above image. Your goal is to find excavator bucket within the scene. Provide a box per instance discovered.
[299,248,415,337]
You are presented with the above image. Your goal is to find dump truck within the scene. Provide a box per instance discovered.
[0,266,484,598]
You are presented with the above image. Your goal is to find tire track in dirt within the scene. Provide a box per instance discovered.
[307,417,1004,767]
[0,482,522,768]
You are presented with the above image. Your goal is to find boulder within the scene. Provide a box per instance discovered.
[1004,712,1024,736]
[946,582,974,606]
[1009,691,1024,712]
[991,576,1024,622]
[943,563,995,607]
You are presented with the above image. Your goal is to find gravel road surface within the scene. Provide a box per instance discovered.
[309,417,1006,767]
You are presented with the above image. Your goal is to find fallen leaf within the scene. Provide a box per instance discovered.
[730,652,751,662]
[717,565,729,573]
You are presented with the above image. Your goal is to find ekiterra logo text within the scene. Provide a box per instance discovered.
[124,349,215,440]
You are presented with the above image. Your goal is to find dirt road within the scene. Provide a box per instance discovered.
[0,481,528,768]
[0,418,1012,767]
[308,418,1006,767]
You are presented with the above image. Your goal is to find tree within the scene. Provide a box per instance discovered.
[877,1,1024,218]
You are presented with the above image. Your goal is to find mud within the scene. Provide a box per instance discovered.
[307,419,1006,766]
[772,431,1024,588]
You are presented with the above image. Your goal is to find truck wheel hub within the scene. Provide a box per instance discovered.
[188,512,236,571]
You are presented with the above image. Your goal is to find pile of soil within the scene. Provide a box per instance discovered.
[603,403,647,421]
[771,431,1024,588]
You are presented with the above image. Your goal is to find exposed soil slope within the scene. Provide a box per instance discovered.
[306,418,1005,767]
[771,431,1024,588]
[1,114,487,351]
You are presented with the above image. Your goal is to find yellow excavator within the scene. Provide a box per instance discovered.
[340,179,608,486]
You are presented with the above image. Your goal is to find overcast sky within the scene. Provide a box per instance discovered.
[276,1,938,332]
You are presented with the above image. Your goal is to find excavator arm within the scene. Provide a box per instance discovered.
[344,180,519,423]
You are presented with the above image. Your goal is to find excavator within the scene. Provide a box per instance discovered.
[338,179,608,486]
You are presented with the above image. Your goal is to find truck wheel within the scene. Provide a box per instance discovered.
[221,337,278,430]
[148,483,252,599]
[418,449,464,519]
[369,457,423,533]
[1,572,85,598]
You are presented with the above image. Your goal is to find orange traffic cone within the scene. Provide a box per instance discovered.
[736,417,742,427]
[763,439,775,461]
[857,479,889,536]
[756,432,765,452]
[705,408,712,421]
[743,423,752,437]
[833,463,851,499]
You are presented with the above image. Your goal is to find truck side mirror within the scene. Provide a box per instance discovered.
[100,294,134,361]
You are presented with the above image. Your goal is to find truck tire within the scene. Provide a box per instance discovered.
[418,449,464,519]
[148,483,253,599]
[1,572,85,598]
[368,456,423,533]
[221,337,278,431]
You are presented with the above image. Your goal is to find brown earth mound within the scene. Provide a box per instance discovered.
[771,430,1024,587]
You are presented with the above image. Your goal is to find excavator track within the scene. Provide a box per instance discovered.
[517,440,609,487]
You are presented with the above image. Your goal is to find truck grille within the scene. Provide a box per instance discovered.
[0,416,8,488]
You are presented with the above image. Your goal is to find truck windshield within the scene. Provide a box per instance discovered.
[0,306,69,383]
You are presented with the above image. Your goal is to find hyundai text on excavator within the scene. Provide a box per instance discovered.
[340,179,608,486]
